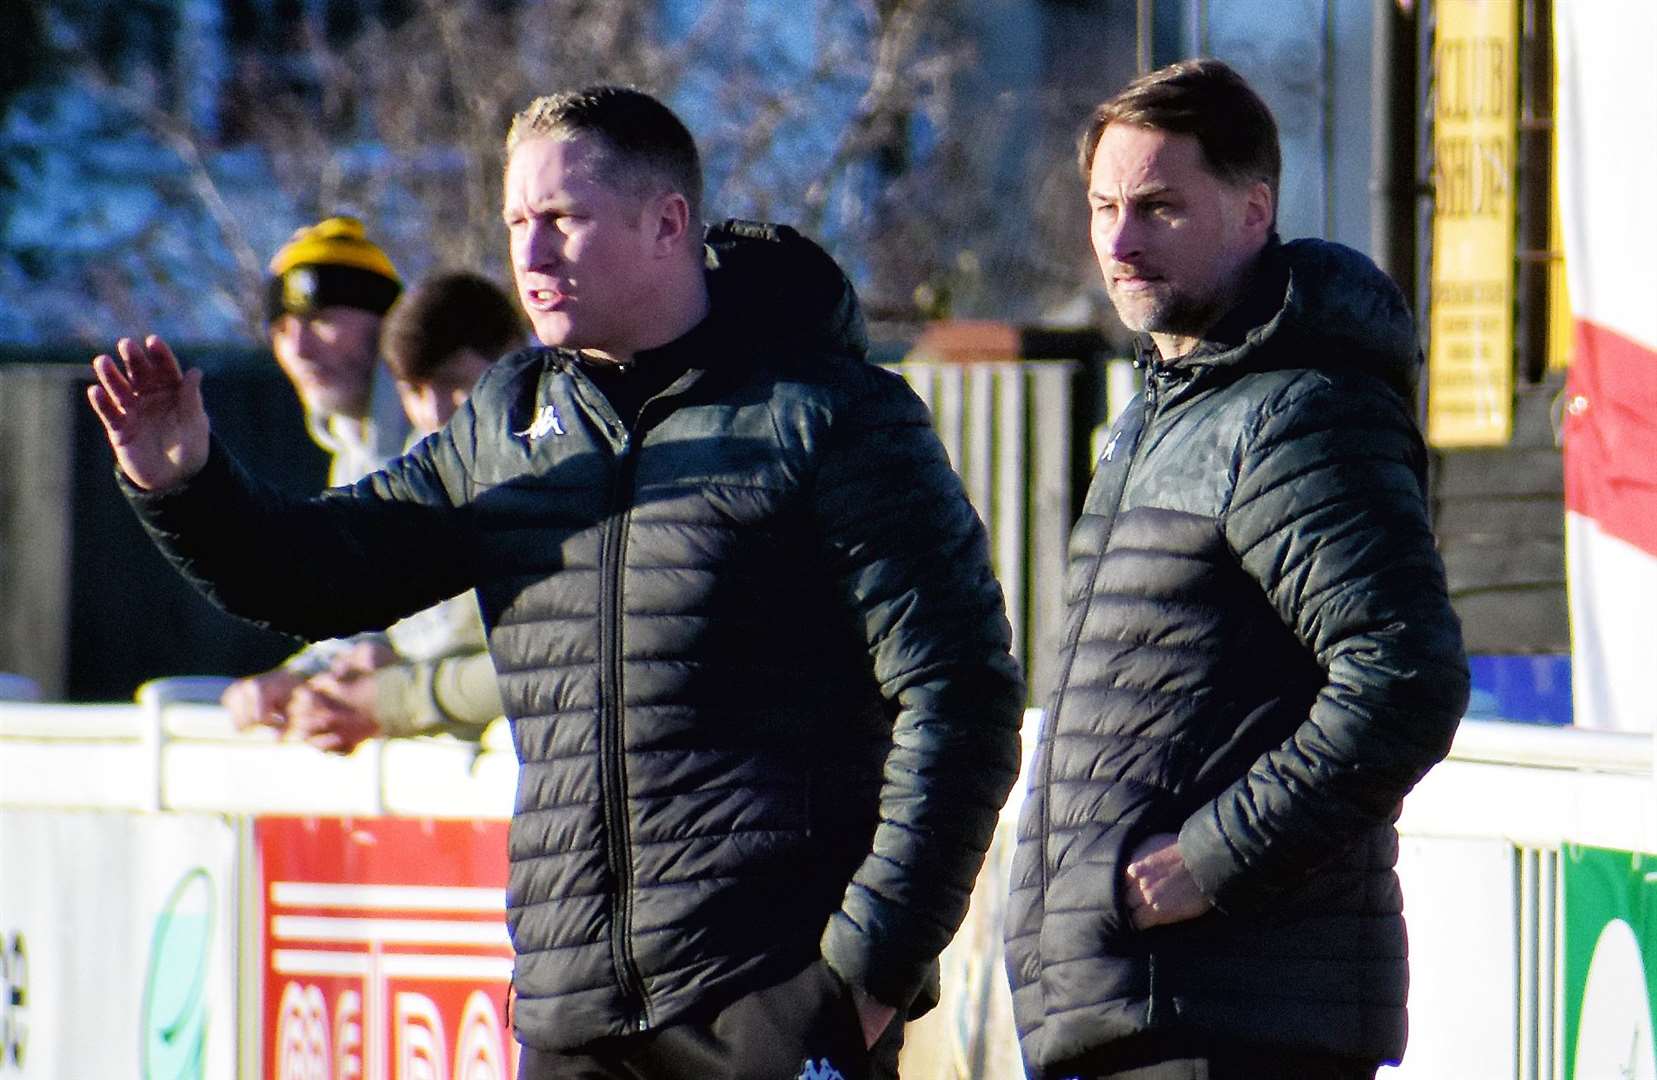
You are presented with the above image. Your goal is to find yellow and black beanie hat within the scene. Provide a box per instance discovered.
[265,216,402,323]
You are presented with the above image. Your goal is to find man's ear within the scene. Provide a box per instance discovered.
[1242,180,1274,241]
[648,192,692,256]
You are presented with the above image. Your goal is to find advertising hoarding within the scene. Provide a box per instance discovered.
[256,816,515,1080]
[1563,844,1657,1080]
[0,809,237,1079]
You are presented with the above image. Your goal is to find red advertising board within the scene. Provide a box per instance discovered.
[257,816,517,1080]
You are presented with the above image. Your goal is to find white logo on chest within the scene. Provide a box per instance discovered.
[515,404,565,440]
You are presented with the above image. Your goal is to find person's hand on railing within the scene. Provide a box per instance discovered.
[288,662,387,755]
[87,335,211,491]
[221,669,308,732]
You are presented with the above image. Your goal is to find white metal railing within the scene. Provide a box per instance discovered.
[1515,845,1562,1080]
[899,360,1076,708]
[1448,717,1653,775]
[5,691,1653,1080]
[1395,718,1653,1080]
[0,675,515,818]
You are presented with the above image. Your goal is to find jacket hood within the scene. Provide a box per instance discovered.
[702,218,870,364]
[1185,237,1422,401]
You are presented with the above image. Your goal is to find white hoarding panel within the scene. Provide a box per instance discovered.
[0,810,237,1079]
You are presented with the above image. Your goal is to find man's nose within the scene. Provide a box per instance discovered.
[518,218,560,270]
[1103,211,1145,262]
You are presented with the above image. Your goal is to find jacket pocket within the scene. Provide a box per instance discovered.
[708,959,871,1079]
[1041,820,1143,960]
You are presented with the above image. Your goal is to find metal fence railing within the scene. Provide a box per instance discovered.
[899,360,1077,707]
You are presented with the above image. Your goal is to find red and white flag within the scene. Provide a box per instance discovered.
[1556,2,1657,731]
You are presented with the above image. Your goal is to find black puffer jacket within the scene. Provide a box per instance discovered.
[130,221,1025,1052]
[1003,239,1468,1073]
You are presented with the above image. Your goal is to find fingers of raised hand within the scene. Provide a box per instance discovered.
[88,336,195,431]
[116,337,155,387]
[115,335,181,387]
[143,334,181,371]
[88,353,135,423]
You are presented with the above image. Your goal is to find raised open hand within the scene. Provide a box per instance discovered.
[87,335,210,491]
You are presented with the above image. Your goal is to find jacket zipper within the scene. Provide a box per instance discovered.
[598,430,650,1032]
[578,358,706,1035]
[1037,361,1166,900]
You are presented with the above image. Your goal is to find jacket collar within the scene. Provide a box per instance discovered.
[1135,234,1289,374]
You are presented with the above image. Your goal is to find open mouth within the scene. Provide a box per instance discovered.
[526,287,567,310]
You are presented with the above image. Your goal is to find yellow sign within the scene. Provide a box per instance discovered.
[1548,101,1572,372]
[1427,0,1517,446]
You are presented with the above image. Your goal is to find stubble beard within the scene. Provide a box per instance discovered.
[1108,280,1222,342]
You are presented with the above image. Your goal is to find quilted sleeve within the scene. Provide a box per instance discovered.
[1178,373,1469,913]
[811,365,1026,1010]
[124,414,479,644]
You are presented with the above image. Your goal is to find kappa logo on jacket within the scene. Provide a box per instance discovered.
[797,1059,845,1080]
[515,403,566,440]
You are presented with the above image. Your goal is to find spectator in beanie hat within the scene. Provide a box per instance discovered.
[265,215,403,327]
[217,216,414,735]
[264,214,409,486]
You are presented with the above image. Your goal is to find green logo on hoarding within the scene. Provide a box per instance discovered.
[1563,845,1657,1080]
[140,868,215,1080]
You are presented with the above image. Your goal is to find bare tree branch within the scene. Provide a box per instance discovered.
[75,66,268,339]
[7,0,1098,345]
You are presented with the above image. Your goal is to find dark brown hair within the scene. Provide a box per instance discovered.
[381,271,524,383]
[1079,58,1281,213]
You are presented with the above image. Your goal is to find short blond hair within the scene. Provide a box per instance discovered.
[505,86,703,223]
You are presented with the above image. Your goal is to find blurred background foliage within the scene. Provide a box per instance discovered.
[0,0,1126,347]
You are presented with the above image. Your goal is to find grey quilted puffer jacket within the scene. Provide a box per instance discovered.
[1003,238,1468,1074]
[129,221,1025,1053]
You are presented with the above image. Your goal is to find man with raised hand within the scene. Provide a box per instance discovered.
[90,85,1023,1080]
